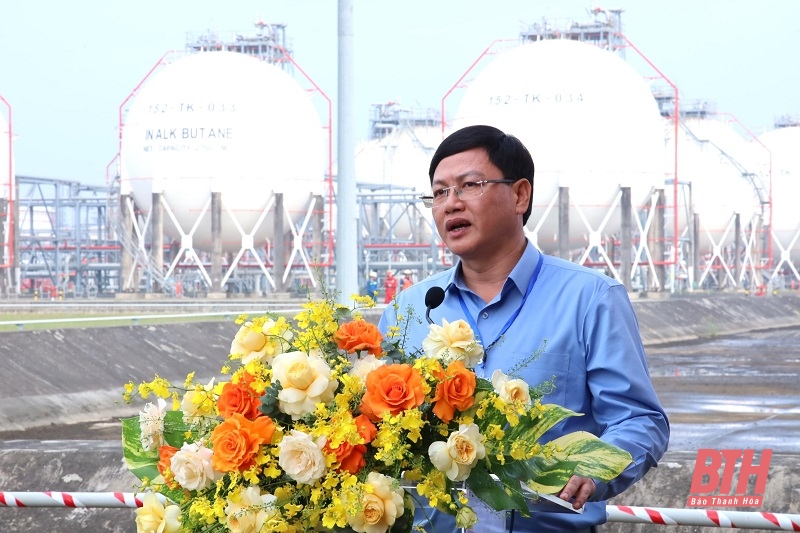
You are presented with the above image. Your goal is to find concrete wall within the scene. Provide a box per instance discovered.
[2,294,800,531]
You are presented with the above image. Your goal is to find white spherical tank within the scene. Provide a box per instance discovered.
[664,117,763,251]
[120,51,325,252]
[0,111,11,200]
[355,124,442,242]
[757,126,800,263]
[452,40,665,254]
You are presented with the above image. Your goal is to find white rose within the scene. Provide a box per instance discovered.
[139,398,167,452]
[422,318,484,368]
[230,322,269,364]
[225,485,278,533]
[272,351,337,419]
[278,430,327,485]
[348,353,386,388]
[180,377,216,425]
[170,441,221,491]
[491,369,532,407]
[135,492,181,533]
[347,472,405,533]
[428,424,486,482]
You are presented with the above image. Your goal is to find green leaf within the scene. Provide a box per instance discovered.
[547,432,633,481]
[520,455,580,494]
[505,404,579,444]
[122,416,159,481]
[516,432,632,494]
[466,461,527,513]
[121,410,194,482]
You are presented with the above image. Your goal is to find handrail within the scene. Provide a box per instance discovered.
[0,309,306,330]
[608,505,800,530]
[1,493,798,530]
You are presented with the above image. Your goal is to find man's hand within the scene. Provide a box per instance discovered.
[559,475,596,509]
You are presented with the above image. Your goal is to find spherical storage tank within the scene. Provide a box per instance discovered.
[758,126,800,263]
[121,51,325,252]
[354,124,444,243]
[664,117,762,252]
[453,40,665,254]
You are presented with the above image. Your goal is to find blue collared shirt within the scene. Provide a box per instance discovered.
[378,241,669,532]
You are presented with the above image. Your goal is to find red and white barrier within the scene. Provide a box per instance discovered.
[0,492,163,508]
[608,505,800,531]
[3,492,800,530]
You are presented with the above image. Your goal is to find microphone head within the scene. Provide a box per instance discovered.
[424,286,446,309]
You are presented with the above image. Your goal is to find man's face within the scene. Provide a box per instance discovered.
[430,148,528,262]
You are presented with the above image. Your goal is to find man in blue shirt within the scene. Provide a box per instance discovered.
[378,125,669,532]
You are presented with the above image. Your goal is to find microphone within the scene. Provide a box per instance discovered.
[424,286,445,324]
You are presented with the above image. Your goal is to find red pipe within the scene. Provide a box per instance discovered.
[615,33,680,269]
[28,245,123,251]
[363,243,435,249]
[105,153,120,187]
[0,94,13,271]
[440,39,517,139]
[714,111,773,271]
[274,45,335,269]
[118,51,177,169]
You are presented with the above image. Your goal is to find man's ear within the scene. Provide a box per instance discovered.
[514,179,532,216]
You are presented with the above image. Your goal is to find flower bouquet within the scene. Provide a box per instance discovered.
[121,293,632,533]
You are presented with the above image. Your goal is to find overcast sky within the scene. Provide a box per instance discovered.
[1,0,798,184]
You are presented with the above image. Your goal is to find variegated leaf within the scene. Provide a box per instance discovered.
[121,411,193,482]
[505,404,580,443]
[547,431,633,481]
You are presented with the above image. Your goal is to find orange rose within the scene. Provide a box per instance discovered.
[339,443,367,474]
[323,414,377,474]
[210,412,275,472]
[157,444,180,488]
[335,319,383,356]
[360,364,425,421]
[354,414,377,443]
[432,360,476,423]
[217,374,262,420]
[325,440,367,475]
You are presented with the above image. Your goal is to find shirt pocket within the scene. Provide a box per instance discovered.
[515,350,570,409]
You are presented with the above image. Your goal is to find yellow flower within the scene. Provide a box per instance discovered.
[272,351,337,419]
[135,492,181,533]
[399,410,426,443]
[180,377,217,425]
[346,472,405,533]
[137,375,172,400]
[428,424,486,482]
[284,503,303,517]
[422,319,484,368]
[491,369,532,407]
[229,322,269,364]
[224,485,278,533]
[486,424,505,441]
[122,381,135,404]
[456,506,478,529]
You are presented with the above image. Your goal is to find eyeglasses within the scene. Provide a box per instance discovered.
[419,179,518,208]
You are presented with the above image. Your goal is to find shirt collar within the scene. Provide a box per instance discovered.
[445,240,541,298]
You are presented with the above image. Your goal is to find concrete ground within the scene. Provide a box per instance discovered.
[1,293,800,532]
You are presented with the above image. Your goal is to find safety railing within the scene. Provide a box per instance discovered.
[0,308,308,331]
[2,492,799,530]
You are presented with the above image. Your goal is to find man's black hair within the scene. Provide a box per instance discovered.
[428,125,535,224]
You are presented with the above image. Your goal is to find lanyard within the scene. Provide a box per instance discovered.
[456,253,544,368]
